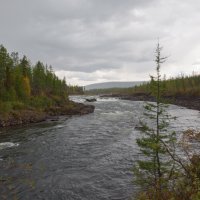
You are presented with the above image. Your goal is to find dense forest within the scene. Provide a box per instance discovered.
[86,73,200,97]
[133,73,200,97]
[0,44,84,115]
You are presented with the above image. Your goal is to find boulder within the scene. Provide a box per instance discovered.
[85,98,97,102]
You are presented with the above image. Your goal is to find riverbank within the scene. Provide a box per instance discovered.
[101,93,200,111]
[0,101,95,128]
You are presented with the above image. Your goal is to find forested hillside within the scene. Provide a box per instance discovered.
[0,45,85,114]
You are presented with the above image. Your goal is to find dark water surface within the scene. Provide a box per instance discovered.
[0,96,199,199]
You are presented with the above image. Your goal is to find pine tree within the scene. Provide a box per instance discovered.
[32,61,46,95]
[0,45,15,101]
[19,56,31,100]
[134,42,177,199]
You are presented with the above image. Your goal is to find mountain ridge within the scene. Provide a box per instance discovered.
[85,81,145,90]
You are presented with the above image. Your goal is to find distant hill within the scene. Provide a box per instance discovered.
[85,81,145,90]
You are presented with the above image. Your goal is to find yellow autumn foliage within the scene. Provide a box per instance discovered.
[22,76,31,98]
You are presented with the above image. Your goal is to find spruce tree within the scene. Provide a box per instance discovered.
[134,42,177,199]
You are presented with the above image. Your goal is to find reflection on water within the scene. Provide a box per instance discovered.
[0,96,199,199]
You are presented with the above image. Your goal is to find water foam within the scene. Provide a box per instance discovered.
[0,142,19,150]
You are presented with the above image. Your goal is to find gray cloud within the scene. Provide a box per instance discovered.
[0,0,200,85]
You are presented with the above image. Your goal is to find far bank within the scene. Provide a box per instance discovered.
[100,93,200,111]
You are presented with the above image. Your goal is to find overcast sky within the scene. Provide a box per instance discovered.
[0,0,200,85]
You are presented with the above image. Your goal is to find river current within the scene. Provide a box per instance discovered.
[0,96,199,199]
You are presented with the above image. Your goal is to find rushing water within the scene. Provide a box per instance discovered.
[0,96,199,200]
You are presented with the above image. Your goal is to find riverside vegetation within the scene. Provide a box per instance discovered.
[0,45,93,127]
[134,43,200,200]
[86,73,200,111]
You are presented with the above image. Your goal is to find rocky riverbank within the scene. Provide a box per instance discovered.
[0,101,95,128]
[101,93,200,111]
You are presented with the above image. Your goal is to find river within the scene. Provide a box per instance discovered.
[0,96,199,199]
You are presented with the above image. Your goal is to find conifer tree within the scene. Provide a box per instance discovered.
[135,42,177,199]
[19,56,32,99]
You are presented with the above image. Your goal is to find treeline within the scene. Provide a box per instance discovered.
[86,73,200,97]
[0,44,81,113]
[67,85,84,95]
[133,73,200,97]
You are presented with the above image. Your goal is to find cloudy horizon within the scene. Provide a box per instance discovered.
[1,0,200,86]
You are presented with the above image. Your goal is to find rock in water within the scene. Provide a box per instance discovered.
[85,98,97,102]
